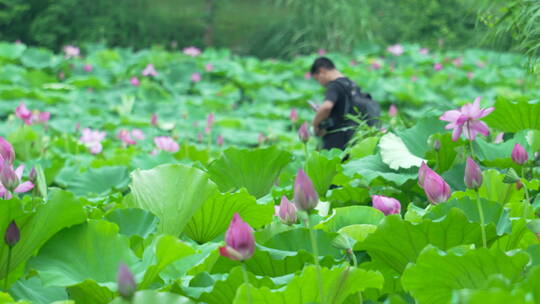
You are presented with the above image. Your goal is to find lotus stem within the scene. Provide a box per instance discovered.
[475,191,487,248]
[304,215,324,303]
[242,262,252,304]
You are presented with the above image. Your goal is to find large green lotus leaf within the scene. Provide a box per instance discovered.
[10,276,68,304]
[66,280,114,304]
[326,184,370,207]
[315,206,384,232]
[379,132,425,170]
[66,76,105,89]
[207,147,292,198]
[20,48,54,69]
[183,267,276,304]
[396,116,447,157]
[483,98,540,132]
[130,151,178,170]
[29,220,140,289]
[452,288,532,304]
[492,219,537,252]
[305,151,341,198]
[60,166,130,197]
[129,164,219,236]
[184,189,274,243]
[105,208,158,238]
[356,209,495,274]
[233,265,383,304]
[0,190,86,282]
[139,235,196,289]
[342,154,418,186]
[401,246,529,304]
[425,197,511,235]
[261,228,341,258]
[208,246,322,277]
[0,42,26,60]
[349,136,379,160]
[109,290,195,304]
[477,169,523,204]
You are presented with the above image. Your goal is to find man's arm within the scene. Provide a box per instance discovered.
[312,100,334,136]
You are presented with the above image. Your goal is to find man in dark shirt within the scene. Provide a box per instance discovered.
[310,57,358,150]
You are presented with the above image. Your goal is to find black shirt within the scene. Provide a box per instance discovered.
[324,77,351,129]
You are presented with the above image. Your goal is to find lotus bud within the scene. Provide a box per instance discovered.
[0,137,15,164]
[4,220,20,247]
[0,162,19,192]
[388,104,398,117]
[372,195,401,215]
[511,143,528,165]
[422,170,452,204]
[217,135,224,146]
[464,157,483,190]
[278,196,297,225]
[433,139,441,151]
[150,113,158,126]
[117,263,136,300]
[130,77,140,87]
[418,162,434,187]
[219,213,255,261]
[294,169,319,211]
[290,108,298,123]
[298,122,310,143]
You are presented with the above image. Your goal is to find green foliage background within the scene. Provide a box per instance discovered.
[1,0,488,58]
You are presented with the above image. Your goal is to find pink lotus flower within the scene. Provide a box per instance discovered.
[476,61,486,68]
[83,64,93,72]
[387,44,404,56]
[467,72,474,80]
[58,72,65,80]
[511,143,528,165]
[154,136,179,153]
[36,111,50,124]
[294,169,318,211]
[142,64,158,77]
[206,113,215,133]
[131,129,145,141]
[151,113,158,126]
[439,97,494,141]
[4,220,20,247]
[371,61,382,70]
[388,104,398,117]
[63,45,80,58]
[372,195,401,215]
[130,77,140,87]
[117,264,136,301]
[419,163,451,204]
[217,135,224,146]
[411,75,418,82]
[278,196,297,225]
[434,63,443,71]
[317,49,326,56]
[494,133,504,144]
[298,122,310,143]
[419,48,429,55]
[117,130,136,146]
[15,102,32,125]
[0,163,34,199]
[464,157,483,189]
[205,63,214,72]
[350,59,358,66]
[183,46,201,57]
[191,72,201,82]
[290,108,298,123]
[219,213,255,261]
[304,72,312,80]
[80,128,106,154]
[197,132,203,143]
[0,137,15,164]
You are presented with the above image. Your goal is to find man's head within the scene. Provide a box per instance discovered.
[310,57,336,86]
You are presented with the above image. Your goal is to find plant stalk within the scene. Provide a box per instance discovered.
[242,262,252,304]
[304,215,324,303]
[4,247,12,292]
[475,191,487,248]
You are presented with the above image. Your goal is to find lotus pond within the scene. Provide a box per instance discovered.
[0,42,540,303]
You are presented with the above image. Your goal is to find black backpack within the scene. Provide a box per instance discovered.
[334,78,380,127]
